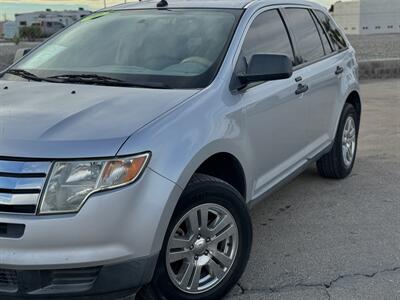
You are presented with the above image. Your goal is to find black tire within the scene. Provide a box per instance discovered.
[142,174,252,300]
[317,103,359,179]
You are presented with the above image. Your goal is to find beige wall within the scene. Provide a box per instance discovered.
[332,0,400,35]
[332,1,361,34]
[360,0,400,34]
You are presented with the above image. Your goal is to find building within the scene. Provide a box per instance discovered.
[0,21,18,40]
[332,0,400,35]
[15,8,91,37]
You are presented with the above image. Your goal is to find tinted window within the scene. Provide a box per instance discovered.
[315,10,347,51]
[240,10,294,67]
[284,8,325,64]
[311,11,333,54]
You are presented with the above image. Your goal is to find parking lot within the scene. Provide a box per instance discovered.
[225,79,400,299]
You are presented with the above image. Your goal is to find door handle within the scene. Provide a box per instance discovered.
[295,76,303,82]
[335,66,344,75]
[295,83,309,95]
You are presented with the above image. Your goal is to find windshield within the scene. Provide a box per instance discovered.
[9,9,242,89]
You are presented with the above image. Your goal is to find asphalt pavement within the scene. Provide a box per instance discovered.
[107,79,400,300]
[226,79,400,299]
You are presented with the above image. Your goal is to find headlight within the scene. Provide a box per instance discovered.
[39,153,150,214]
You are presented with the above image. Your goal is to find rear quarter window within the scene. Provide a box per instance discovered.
[314,10,347,51]
[310,10,334,54]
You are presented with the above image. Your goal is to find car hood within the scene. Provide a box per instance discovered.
[0,80,198,159]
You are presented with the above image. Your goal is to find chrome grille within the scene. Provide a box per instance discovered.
[0,160,51,214]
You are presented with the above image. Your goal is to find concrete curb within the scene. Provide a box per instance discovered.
[359,58,400,80]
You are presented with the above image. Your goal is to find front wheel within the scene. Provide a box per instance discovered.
[145,174,252,300]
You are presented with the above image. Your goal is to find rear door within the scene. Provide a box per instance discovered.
[283,7,344,156]
[314,9,353,139]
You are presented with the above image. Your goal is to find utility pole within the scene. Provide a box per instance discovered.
[103,0,107,8]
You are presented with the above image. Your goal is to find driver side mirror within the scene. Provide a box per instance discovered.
[237,54,293,85]
[14,48,31,63]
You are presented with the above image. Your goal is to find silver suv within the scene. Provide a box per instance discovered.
[0,0,360,299]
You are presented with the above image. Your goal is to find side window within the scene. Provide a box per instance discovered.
[284,8,325,64]
[240,9,295,68]
[314,10,347,51]
[311,10,333,54]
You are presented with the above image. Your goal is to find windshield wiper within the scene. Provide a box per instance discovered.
[5,69,63,83]
[49,74,123,84]
[5,69,45,82]
[48,74,171,89]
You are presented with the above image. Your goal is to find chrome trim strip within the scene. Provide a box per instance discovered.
[0,160,51,175]
[0,177,46,190]
[0,193,39,206]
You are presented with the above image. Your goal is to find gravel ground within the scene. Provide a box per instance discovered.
[0,42,39,70]
[348,34,400,61]
[0,34,399,72]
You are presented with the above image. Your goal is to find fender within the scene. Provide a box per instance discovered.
[331,49,361,139]
[117,83,254,203]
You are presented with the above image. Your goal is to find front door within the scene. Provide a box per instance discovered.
[236,9,310,198]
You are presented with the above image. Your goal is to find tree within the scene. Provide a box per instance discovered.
[19,26,42,41]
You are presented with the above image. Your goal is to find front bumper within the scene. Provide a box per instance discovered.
[0,255,157,299]
[0,168,182,297]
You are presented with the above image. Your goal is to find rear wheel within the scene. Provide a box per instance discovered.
[144,174,252,300]
[317,103,359,179]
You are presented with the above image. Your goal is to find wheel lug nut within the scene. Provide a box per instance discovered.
[190,245,194,250]
[197,235,201,239]
[194,256,198,260]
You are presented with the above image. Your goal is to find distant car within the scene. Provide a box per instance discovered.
[0,0,361,299]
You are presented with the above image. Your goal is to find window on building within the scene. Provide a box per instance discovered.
[240,9,295,68]
[314,10,347,51]
[344,27,348,30]
[375,26,381,29]
[352,27,356,30]
[284,8,325,63]
[20,21,27,26]
[388,25,394,29]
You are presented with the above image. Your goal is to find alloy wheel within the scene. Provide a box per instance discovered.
[342,116,356,167]
[166,203,239,294]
